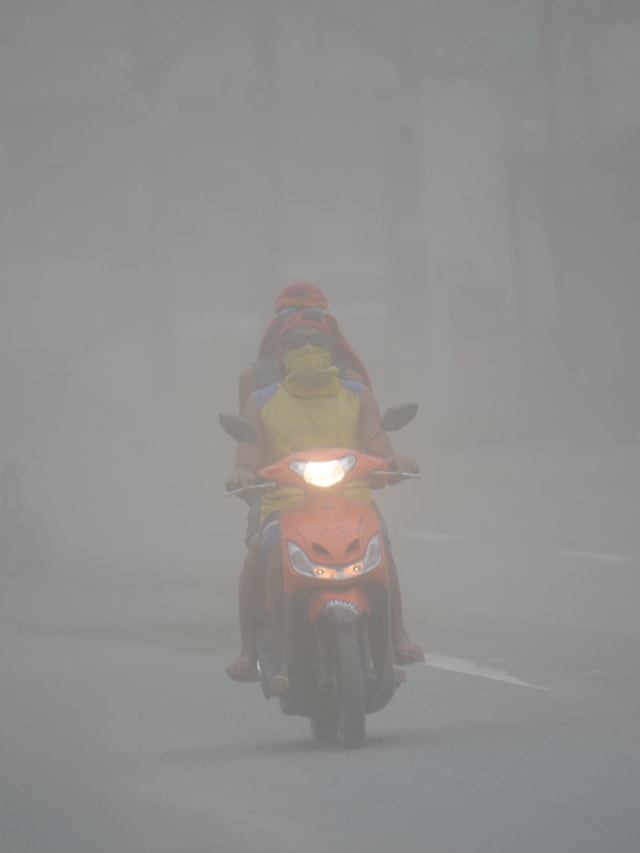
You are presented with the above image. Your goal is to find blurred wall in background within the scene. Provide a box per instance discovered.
[1,0,638,560]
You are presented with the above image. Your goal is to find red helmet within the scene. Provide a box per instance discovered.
[279,310,333,340]
[275,282,329,314]
[257,284,372,390]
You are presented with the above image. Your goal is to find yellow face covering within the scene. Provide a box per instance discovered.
[283,345,341,397]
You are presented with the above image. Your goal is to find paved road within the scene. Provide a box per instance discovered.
[1,633,640,853]
[1,536,640,853]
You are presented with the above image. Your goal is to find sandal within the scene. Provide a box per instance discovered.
[393,666,407,687]
[226,660,260,682]
[270,674,289,696]
[394,644,425,665]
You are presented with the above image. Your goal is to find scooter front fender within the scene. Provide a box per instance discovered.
[308,586,371,623]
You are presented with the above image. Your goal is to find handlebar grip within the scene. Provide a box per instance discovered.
[224,480,278,498]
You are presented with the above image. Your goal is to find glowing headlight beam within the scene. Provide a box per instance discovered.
[289,455,356,488]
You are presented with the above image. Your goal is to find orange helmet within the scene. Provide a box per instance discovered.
[275,282,329,314]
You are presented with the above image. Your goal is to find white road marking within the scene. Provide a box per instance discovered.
[405,529,468,543]
[557,549,634,564]
[405,529,635,565]
[424,654,549,691]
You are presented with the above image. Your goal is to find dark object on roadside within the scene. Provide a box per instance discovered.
[0,461,55,573]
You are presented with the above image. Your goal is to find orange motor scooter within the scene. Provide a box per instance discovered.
[221,403,419,749]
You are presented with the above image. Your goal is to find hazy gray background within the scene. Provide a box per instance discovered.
[2,5,640,852]
[1,0,638,573]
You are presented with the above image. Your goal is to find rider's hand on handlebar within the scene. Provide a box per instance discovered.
[228,467,258,492]
[385,454,420,482]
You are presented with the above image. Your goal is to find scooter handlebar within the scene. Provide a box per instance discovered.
[368,469,421,489]
[370,470,421,479]
[224,471,419,497]
[224,480,277,498]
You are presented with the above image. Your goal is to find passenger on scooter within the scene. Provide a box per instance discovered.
[227,283,372,682]
[227,310,420,696]
[226,284,424,681]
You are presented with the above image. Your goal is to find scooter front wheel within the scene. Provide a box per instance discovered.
[336,621,366,749]
[310,697,339,742]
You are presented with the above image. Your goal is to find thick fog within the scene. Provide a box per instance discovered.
[1,2,639,612]
[3,4,640,850]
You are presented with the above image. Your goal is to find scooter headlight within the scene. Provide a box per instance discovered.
[289,455,356,488]
[363,533,382,573]
[286,533,383,581]
[286,541,316,577]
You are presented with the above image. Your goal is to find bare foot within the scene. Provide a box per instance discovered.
[394,643,425,665]
[270,674,289,696]
[226,654,260,682]
[393,667,407,687]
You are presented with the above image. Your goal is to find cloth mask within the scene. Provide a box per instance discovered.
[282,346,341,397]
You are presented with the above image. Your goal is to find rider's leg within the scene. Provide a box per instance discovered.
[265,536,289,694]
[226,533,262,677]
[373,503,423,661]
[388,551,425,664]
[226,500,265,680]
[238,534,262,660]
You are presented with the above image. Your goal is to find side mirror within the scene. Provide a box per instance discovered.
[379,402,419,432]
[365,402,418,452]
[219,413,258,444]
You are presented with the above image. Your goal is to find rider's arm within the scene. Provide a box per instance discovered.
[358,387,419,476]
[358,386,394,457]
[228,394,269,491]
[238,364,258,414]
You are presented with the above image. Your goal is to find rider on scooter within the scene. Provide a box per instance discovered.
[227,310,420,696]
[226,284,424,681]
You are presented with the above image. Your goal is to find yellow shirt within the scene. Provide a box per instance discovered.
[255,380,370,521]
